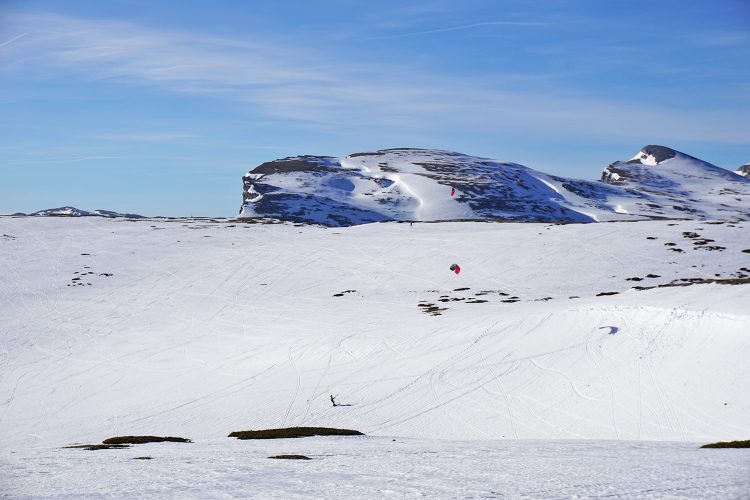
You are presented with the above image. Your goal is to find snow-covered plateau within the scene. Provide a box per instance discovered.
[1,216,748,497]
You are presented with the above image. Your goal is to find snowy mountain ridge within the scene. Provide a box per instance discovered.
[16,206,146,218]
[240,146,750,226]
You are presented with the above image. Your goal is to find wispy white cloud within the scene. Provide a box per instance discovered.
[2,12,749,146]
[364,21,549,40]
[0,33,28,48]
[101,132,196,143]
[689,32,750,47]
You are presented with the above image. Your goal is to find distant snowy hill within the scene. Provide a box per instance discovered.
[600,145,750,219]
[239,146,750,226]
[22,206,145,218]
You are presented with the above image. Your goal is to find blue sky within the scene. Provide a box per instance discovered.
[1,0,748,216]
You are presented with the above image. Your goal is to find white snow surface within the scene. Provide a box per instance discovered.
[1,217,749,497]
[3,438,749,498]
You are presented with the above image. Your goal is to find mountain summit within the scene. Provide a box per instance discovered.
[239,147,749,226]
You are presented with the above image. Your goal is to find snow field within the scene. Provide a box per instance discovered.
[1,217,747,449]
[2,438,748,498]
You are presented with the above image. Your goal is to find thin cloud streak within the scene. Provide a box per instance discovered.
[102,133,196,143]
[365,21,550,40]
[0,33,27,48]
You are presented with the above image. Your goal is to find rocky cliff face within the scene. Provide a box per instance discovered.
[240,146,750,226]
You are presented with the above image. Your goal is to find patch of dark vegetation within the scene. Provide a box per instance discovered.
[229,427,363,440]
[742,249,750,253]
[596,291,619,296]
[64,444,131,450]
[475,290,509,297]
[668,248,684,253]
[249,158,339,175]
[501,299,520,303]
[664,242,676,246]
[269,454,312,460]
[333,289,356,297]
[626,277,643,281]
[645,274,661,278]
[693,245,726,251]
[133,456,153,460]
[418,302,447,315]
[102,436,192,445]
[682,231,701,239]
[534,297,553,302]
[700,440,750,449]
[633,277,750,291]
[453,287,470,291]
[692,238,715,245]
[347,151,384,158]
[646,236,657,240]
[466,299,488,303]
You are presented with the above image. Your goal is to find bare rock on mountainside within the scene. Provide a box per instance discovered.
[239,146,750,226]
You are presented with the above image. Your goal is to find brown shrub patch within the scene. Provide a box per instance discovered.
[229,427,363,440]
[700,440,750,449]
[102,436,192,445]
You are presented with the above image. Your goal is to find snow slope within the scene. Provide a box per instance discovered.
[239,146,750,225]
[600,145,750,219]
[1,216,748,451]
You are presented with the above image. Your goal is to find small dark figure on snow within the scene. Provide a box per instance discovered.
[330,394,337,407]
